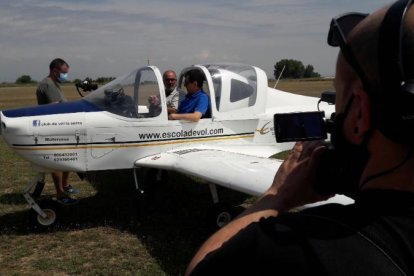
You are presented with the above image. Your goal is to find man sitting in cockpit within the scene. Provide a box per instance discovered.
[168,69,210,122]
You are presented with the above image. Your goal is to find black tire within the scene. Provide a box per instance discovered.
[29,199,61,229]
[210,202,234,229]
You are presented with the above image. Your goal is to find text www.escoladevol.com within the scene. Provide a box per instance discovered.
[139,128,224,140]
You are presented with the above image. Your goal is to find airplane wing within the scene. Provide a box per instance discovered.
[135,148,280,196]
[135,147,355,208]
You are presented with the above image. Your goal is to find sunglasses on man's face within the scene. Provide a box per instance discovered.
[327,12,371,92]
[328,13,368,47]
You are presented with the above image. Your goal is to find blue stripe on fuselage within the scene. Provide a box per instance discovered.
[2,100,102,118]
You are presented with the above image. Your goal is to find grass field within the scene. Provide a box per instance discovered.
[0,79,334,275]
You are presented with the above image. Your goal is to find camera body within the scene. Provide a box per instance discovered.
[273,91,335,143]
[274,111,327,143]
[75,78,98,97]
[76,79,98,92]
[273,91,354,196]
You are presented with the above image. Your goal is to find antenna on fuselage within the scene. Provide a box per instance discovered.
[273,65,285,89]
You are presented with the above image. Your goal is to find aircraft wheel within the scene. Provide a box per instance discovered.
[210,203,233,229]
[29,199,61,229]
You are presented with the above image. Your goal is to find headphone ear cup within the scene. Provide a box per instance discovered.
[398,80,414,127]
[374,81,414,144]
[401,80,414,97]
[375,0,414,144]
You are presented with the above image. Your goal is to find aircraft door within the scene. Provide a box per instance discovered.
[134,66,167,121]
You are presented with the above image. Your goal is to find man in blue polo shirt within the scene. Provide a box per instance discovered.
[169,69,210,122]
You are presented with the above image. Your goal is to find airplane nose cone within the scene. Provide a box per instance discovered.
[0,111,20,135]
[0,111,5,134]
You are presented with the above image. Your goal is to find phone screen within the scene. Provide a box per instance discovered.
[274,111,327,143]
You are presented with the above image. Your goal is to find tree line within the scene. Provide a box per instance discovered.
[14,75,115,84]
[273,59,320,79]
[14,59,320,84]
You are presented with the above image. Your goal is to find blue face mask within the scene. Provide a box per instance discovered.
[58,73,68,82]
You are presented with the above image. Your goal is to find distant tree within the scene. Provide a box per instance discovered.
[16,75,34,84]
[95,77,116,84]
[274,59,304,79]
[274,59,320,79]
[303,64,321,78]
[73,78,82,84]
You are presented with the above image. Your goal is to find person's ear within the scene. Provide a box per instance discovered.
[350,87,371,143]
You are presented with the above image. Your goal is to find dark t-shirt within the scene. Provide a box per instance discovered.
[36,77,66,105]
[192,190,414,276]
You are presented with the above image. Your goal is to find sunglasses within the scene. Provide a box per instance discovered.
[328,12,370,92]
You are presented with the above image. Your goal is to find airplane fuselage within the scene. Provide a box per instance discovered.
[1,100,281,173]
[0,63,329,175]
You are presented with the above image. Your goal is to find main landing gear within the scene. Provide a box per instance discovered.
[132,167,239,229]
[207,183,238,229]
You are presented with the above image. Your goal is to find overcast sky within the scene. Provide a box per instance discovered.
[0,0,392,82]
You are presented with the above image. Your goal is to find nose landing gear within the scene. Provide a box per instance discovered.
[29,199,61,228]
[24,173,63,229]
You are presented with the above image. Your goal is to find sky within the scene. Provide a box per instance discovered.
[0,0,393,83]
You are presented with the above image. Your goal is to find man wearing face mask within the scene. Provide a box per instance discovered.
[37,58,69,104]
[186,1,414,275]
[36,58,78,204]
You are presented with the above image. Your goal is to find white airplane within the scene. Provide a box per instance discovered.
[0,63,352,228]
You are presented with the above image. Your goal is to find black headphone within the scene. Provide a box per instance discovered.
[375,0,414,144]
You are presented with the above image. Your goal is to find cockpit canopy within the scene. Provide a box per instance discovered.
[84,63,267,120]
[199,64,258,112]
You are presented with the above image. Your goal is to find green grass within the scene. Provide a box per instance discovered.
[0,135,248,275]
[0,80,329,275]
[269,78,334,98]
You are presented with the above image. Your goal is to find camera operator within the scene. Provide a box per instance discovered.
[186,1,414,275]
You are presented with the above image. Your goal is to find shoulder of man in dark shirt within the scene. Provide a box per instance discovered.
[192,190,414,275]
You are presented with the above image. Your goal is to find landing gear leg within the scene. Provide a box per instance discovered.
[24,173,60,228]
[132,167,155,214]
[208,183,233,229]
[133,167,145,195]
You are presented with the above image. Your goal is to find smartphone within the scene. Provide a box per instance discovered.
[274,111,327,143]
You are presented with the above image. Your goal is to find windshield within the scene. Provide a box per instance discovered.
[84,68,163,118]
[85,70,137,118]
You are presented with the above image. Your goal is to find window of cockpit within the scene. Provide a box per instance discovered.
[135,69,162,118]
[85,68,163,119]
[85,70,137,118]
[209,66,257,112]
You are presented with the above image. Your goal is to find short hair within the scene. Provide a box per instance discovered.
[185,69,205,88]
[49,58,69,71]
[163,70,177,80]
